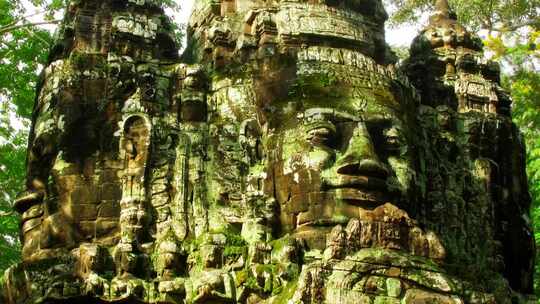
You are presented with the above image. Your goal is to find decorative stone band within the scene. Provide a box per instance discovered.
[112,13,160,40]
[126,0,166,7]
[275,2,376,48]
[188,1,389,64]
[297,46,421,102]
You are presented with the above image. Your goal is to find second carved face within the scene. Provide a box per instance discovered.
[262,55,416,249]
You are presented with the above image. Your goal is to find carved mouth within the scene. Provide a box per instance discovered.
[323,175,388,191]
[323,175,390,204]
[297,218,349,229]
[294,176,390,229]
[295,195,383,229]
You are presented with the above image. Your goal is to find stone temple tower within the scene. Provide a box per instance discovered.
[1,0,535,303]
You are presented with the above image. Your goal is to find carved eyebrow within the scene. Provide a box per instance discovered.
[303,107,394,123]
[303,108,360,122]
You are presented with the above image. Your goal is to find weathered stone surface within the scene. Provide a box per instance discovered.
[374,296,400,304]
[386,278,402,298]
[402,289,463,304]
[1,0,535,303]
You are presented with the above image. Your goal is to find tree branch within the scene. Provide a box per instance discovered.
[0,20,61,36]
[492,20,540,33]
[1,9,56,30]
[22,26,52,47]
[0,210,15,217]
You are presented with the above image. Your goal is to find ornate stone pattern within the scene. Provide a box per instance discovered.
[1,0,535,303]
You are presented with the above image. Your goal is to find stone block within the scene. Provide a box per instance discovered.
[75,204,98,220]
[95,218,119,238]
[79,221,96,240]
[364,276,386,295]
[100,183,122,201]
[71,186,98,205]
[326,290,372,304]
[98,201,120,218]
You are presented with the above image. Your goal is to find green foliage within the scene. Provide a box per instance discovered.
[0,128,26,271]
[0,1,54,118]
[386,0,539,75]
[391,45,410,63]
[386,0,539,33]
[506,70,540,295]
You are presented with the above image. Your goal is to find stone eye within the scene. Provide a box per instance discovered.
[382,127,401,152]
[306,125,336,147]
[366,120,401,155]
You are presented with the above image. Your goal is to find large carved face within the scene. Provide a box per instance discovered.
[263,55,415,248]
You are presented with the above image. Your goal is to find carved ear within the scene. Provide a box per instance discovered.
[40,213,78,250]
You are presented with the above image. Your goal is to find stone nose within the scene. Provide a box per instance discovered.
[335,122,388,179]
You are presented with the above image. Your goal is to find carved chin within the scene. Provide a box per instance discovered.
[280,187,404,249]
[286,190,385,221]
[330,188,390,204]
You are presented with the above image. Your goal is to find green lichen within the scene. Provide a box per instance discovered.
[269,279,299,304]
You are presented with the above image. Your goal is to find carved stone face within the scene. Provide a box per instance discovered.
[265,58,415,248]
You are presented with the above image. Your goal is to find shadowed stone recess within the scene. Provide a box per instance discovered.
[1,0,536,303]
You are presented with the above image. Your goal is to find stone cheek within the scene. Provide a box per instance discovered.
[1,0,536,304]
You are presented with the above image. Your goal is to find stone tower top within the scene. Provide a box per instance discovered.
[434,0,451,18]
[404,0,512,114]
[186,0,395,65]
